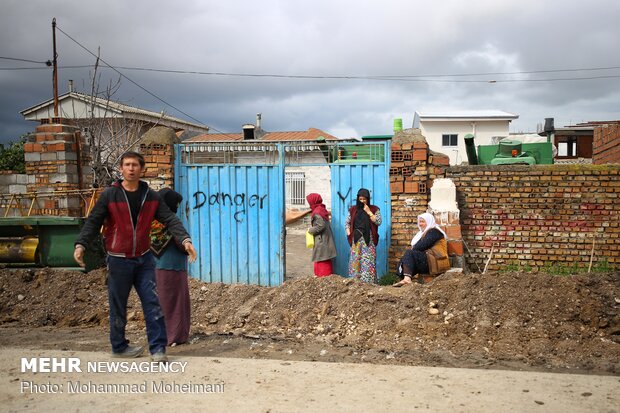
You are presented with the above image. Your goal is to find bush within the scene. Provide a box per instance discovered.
[0,136,26,173]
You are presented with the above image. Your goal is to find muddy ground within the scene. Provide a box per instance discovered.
[1,252,619,375]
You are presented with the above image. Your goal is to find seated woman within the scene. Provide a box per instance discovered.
[393,212,448,287]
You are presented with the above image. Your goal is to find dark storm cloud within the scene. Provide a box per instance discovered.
[1,0,619,144]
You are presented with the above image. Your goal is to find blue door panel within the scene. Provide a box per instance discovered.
[175,145,284,286]
[330,148,391,278]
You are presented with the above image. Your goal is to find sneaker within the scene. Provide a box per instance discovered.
[112,345,144,358]
[151,349,168,364]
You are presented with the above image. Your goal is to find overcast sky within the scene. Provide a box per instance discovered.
[1,0,619,145]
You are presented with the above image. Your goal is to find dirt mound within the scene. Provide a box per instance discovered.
[1,267,619,373]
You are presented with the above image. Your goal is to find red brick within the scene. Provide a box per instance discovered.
[404,181,419,193]
[413,149,427,161]
[390,181,404,193]
[430,154,450,166]
[391,151,404,162]
[444,225,462,240]
[447,240,464,256]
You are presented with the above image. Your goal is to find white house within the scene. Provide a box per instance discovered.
[21,90,210,137]
[413,110,519,165]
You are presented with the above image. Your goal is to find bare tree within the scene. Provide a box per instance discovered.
[71,49,164,187]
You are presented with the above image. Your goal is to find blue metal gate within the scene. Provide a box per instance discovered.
[175,142,285,286]
[175,140,390,285]
[329,142,391,277]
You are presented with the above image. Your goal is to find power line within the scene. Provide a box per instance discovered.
[53,25,229,136]
[2,55,620,82]
[0,56,51,65]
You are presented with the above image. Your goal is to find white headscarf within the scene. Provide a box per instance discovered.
[410,212,446,247]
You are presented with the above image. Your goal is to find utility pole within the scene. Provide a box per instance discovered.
[52,18,59,117]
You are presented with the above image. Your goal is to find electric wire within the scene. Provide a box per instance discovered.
[52,26,239,138]
[2,56,620,83]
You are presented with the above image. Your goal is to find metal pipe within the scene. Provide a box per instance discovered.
[464,134,478,165]
[0,237,38,263]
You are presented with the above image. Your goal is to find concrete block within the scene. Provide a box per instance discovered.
[58,196,82,209]
[41,152,59,161]
[49,173,72,183]
[8,184,27,193]
[58,164,79,174]
[57,152,78,161]
[24,152,41,162]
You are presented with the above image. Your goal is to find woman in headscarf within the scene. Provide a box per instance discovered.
[345,188,382,283]
[306,193,337,277]
[151,188,191,345]
[393,212,448,287]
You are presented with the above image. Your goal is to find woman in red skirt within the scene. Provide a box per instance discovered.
[306,193,337,277]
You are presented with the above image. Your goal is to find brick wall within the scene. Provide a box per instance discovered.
[22,118,92,216]
[593,122,620,164]
[445,164,620,271]
[140,142,175,190]
[388,129,452,272]
[139,126,179,191]
[0,171,29,217]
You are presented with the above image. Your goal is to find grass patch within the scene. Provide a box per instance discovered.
[378,273,400,286]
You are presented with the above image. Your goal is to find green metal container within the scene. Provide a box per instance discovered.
[477,141,554,165]
[0,216,103,270]
[498,139,523,157]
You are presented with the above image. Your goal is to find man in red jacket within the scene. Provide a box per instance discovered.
[74,151,196,363]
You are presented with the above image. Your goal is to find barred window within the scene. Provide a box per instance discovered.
[285,171,306,205]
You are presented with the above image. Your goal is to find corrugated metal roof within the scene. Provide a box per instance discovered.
[186,127,338,143]
[20,92,210,131]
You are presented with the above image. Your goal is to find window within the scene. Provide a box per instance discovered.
[557,138,576,158]
[442,134,458,147]
[285,171,306,205]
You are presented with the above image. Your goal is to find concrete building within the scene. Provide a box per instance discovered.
[413,110,519,165]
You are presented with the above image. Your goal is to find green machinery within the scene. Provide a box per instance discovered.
[465,134,554,165]
[0,216,102,271]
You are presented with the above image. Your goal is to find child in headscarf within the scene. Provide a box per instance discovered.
[345,188,382,283]
[393,212,447,287]
[306,193,337,277]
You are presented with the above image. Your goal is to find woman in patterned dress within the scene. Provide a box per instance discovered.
[345,188,382,283]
